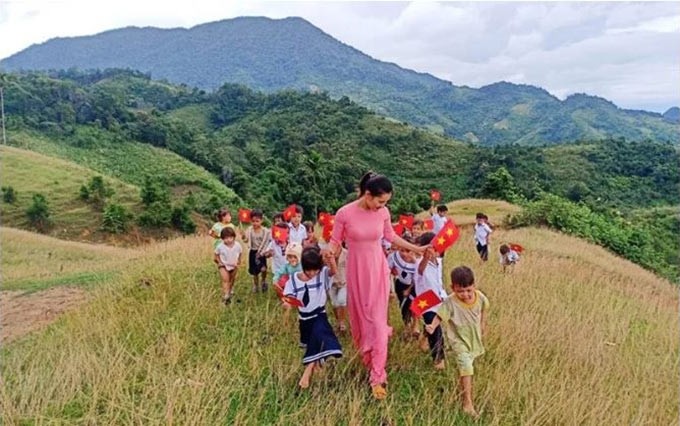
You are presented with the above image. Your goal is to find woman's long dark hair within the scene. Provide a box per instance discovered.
[358,171,393,197]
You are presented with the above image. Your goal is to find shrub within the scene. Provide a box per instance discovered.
[26,193,51,232]
[2,186,17,204]
[102,203,132,233]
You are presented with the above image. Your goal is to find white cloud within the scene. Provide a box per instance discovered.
[1,1,678,112]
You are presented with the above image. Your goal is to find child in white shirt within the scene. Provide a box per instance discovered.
[213,227,242,305]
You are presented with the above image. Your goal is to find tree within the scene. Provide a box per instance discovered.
[480,166,521,202]
[26,193,51,232]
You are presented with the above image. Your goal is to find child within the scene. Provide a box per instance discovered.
[302,220,319,248]
[242,209,271,293]
[414,232,447,369]
[272,212,285,227]
[283,246,343,389]
[474,213,492,262]
[214,227,242,305]
[499,244,520,273]
[288,205,308,244]
[426,266,488,418]
[430,204,449,234]
[265,223,290,281]
[273,242,303,285]
[387,237,418,337]
[411,219,425,240]
[328,242,348,333]
[209,208,235,249]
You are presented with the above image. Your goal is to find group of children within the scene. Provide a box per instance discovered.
[209,202,520,417]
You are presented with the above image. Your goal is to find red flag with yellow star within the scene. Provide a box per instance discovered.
[318,212,330,226]
[399,214,414,230]
[424,218,434,231]
[430,189,441,202]
[392,223,405,236]
[238,208,251,223]
[410,289,442,317]
[322,223,333,242]
[274,274,288,298]
[282,295,304,308]
[272,226,289,244]
[432,220,460,254]
[509,243,524,253]
[282,204,297,222]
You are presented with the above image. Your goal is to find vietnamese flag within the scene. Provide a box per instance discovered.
[430,190,441,202]
[318,212,330,226]
[282,204,297,222]
[432,220,460,254]
[509,243,524,253]
[274,274,289,298]
[272,226,289,244]
[282,295,304,308]
[424,219,434,231]
[392,223,405,237]
[410,290,442,317]
[238,208,251,223]
[399,214,414,230]
[322,223,333,242]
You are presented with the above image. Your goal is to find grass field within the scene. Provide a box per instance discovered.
[1,201,677,424]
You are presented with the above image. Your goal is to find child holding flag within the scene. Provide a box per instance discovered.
[425,266,488,418]
[283,246,343,389]
[414,232,447,369]
[499,243,521,273]
[287,204,308,244]
[264,223,290,281]
[387,237,418,337]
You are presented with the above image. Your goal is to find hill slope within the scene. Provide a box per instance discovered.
[2,17,677,145]
[0,201,677,424]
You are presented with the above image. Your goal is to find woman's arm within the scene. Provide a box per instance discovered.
[391,234,426,255]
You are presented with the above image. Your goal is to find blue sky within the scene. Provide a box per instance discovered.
[1,1,678,112]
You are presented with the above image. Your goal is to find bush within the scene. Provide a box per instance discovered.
[171,205,196,234]
[508,194,677,281]
[137,201,172,228]
[102,203,132,233]
[2,186,17,204]
[26,193,51,232]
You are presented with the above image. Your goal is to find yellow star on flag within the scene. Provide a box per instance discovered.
[418,300,429,309]
[446,227,454,236]
[274,230,281,238]
[437,236,446,246]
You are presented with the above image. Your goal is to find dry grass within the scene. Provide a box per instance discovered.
[0,204,677,425]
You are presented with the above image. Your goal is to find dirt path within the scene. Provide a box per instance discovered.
[0,286,88,344]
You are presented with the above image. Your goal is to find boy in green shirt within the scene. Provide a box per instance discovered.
[425,265,488,418]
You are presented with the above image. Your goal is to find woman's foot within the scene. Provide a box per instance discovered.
[371,384,387,400]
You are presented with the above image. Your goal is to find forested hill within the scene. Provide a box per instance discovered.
[1,17,677,146]
[3,70,678,278]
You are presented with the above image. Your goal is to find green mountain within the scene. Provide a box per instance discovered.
[2,17,677,145]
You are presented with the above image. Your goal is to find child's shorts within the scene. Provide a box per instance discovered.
[455,351,476,377]
[248,250,266,275]
[329,282,347,307]
[476,243,489,261]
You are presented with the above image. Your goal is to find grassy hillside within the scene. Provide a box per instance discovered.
[1,201,676,424]
[0,145,143,242]
[1,227,138,292]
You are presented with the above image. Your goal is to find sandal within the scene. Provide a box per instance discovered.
[371,384,387,400]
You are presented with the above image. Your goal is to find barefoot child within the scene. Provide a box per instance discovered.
[283,246,343,389]
[214,227,242,304]
[414,232,447,369]
[426,266,488,418]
